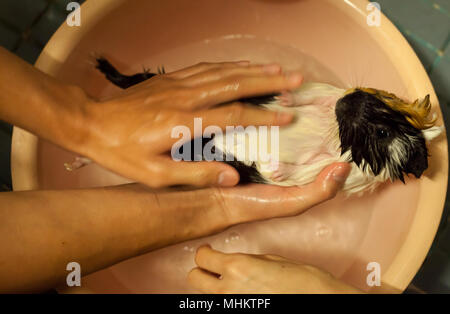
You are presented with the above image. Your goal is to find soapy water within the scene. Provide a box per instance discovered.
[87,36,418,293]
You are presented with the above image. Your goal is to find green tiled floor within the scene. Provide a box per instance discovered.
[0,0,449,293]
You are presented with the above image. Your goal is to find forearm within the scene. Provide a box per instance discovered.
[0,184,224,293]
[0,47,89,153]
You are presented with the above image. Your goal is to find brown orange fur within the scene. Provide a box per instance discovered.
[345,87,436,130]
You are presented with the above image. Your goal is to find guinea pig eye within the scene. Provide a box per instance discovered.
[376,128,390,139]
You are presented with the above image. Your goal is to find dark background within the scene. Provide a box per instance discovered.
[0,0,449,293]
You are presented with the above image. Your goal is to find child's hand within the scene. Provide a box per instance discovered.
[188,245,362,294]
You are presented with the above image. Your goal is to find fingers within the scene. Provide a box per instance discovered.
[165,104,293,154]
[293,162,351,208]
[154,157,240,187]
[180,64,282,86]
[256,254,292,263]
[219,162,351,223]
[120,157,239,189]
[198,102,294,129]
[188,245,236,293]
[165,61,302,110]
[194,245,229,274]
[167,61,250,79]
[189,246,253,294]
[187,268,220,294]
[188,71,303,108]
[188,245,363,294]
[265,162,351,218]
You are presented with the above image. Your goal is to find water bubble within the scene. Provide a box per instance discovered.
[224,232,241,244]
[316,226,331,237]
[230,232,240,241]
[183,245,195,252]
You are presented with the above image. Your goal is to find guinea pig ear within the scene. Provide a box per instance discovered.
[422,125,443,142]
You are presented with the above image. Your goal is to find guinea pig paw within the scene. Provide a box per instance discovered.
[270,168,294,182]
[276,92,296,107]
[269,160,295,182]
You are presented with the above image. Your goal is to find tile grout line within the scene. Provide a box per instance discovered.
[0,18,45,55]
[420,0,450,18]
[11,1,52,52]
[0,19,21,51]
[429,32,450,75]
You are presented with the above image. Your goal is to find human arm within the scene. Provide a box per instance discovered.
[0,163,349,293]
[0,47,302,188]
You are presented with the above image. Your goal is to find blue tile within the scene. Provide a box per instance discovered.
[375,0,450,50]
[15,40,42,64]
[0,22,20,50]
[30,4,67,46]
[406,36,438,72]
[52,0,85,13]
[431,0,450,16]
[429,44,450,104]
[381,1,450,294]
[439,99,450,140]
[439,225,450,254]
[0,0,47,32]
[412,249,450,293]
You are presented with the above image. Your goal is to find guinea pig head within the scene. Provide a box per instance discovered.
[335,88,437,181]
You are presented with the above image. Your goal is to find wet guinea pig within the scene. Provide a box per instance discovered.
[336,89,433,182]
[65,58,442,195]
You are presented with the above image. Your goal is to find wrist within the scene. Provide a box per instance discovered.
[44,83,96,156]
[150,187,232,246]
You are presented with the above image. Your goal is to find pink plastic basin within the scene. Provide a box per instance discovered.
[11,0,448,293]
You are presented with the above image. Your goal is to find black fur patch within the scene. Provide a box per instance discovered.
[96,57,161,89]
[224,160,266,184]
[240,94,277,106]
[175,137,266,184]
[335,90,428,181]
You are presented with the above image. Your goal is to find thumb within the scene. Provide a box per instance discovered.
[311,162,351,198]
[283,162,352,215]
[157,159,240,187]
[217,162,351,224]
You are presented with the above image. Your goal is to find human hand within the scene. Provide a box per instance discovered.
[209,162,351,223]
[120,163,351,254]
[71,61,303,188]
[156,162,349,249]
[188,245,362,294]
[0,49,301,189]
[182,162,357,294]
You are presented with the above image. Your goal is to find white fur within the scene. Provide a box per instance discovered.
[422,125,443,141]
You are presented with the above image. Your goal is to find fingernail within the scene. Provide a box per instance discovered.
[263,64,281,74]
[276,112,294,124]
[218,170,239,186]
[287,73,303,86]
[331,163,351,184]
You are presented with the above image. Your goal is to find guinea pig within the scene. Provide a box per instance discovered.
[65,58,442,195]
